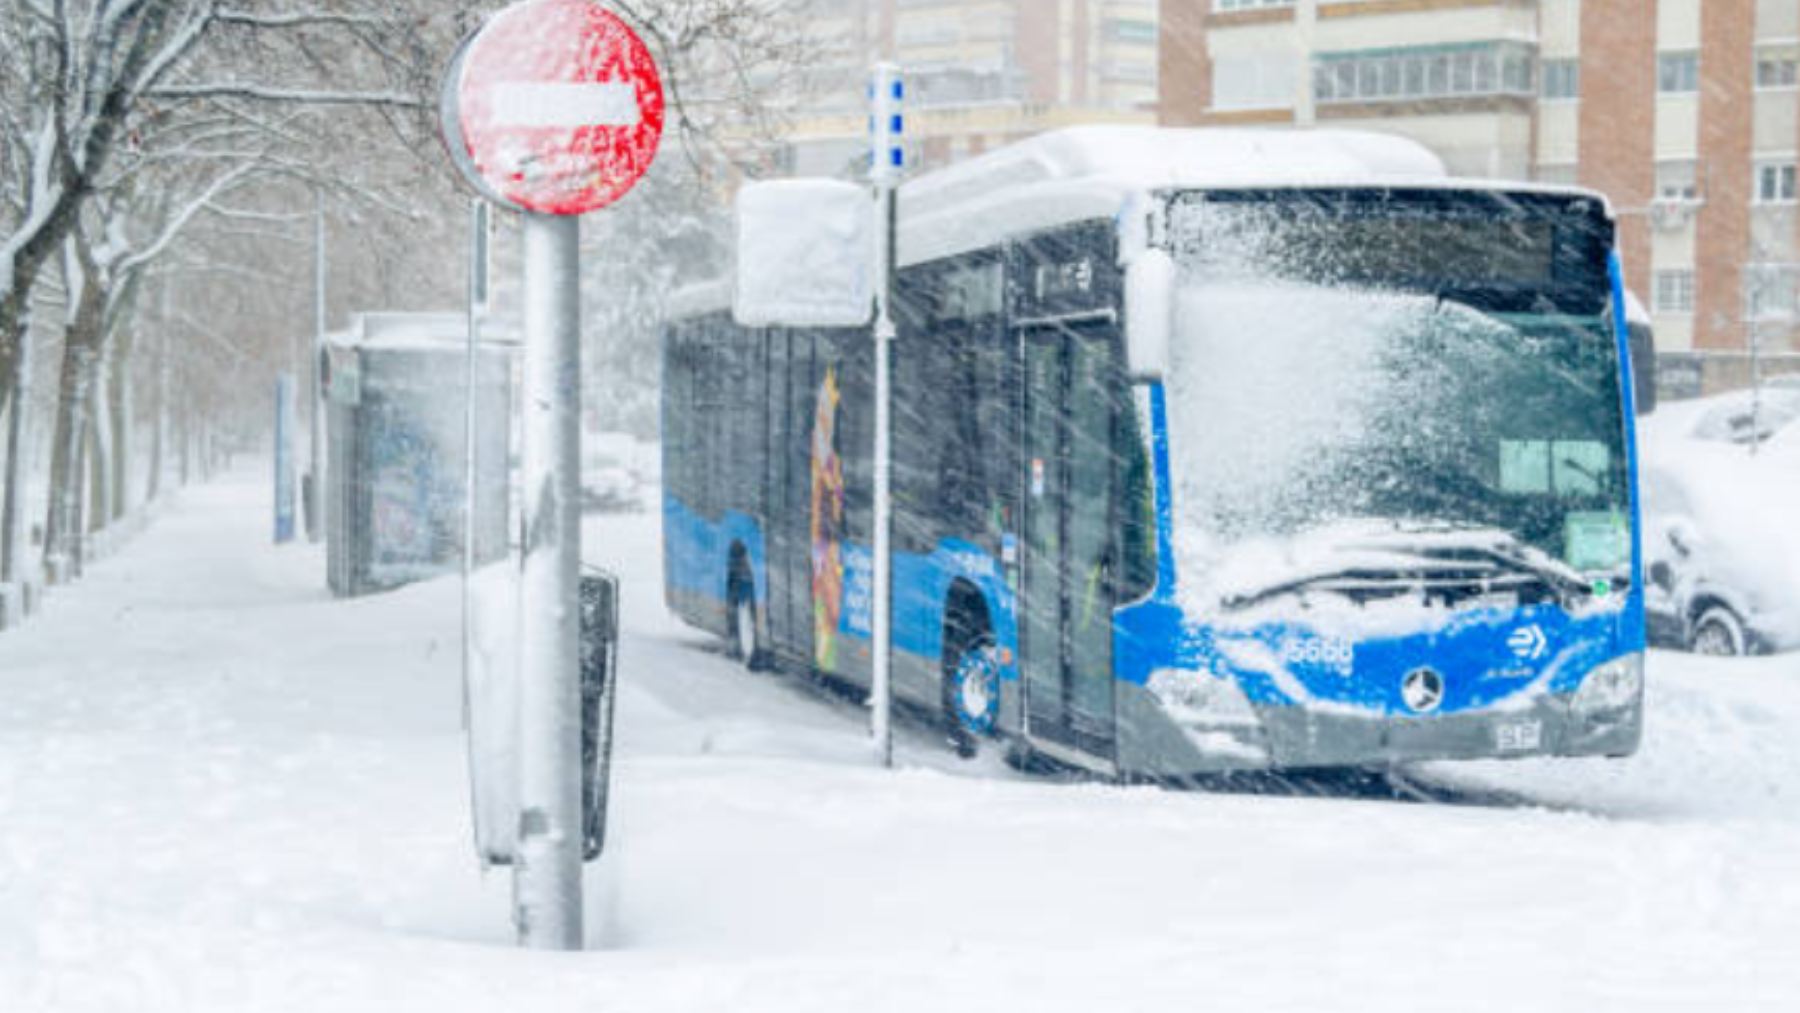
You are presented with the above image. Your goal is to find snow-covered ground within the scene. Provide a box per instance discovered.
[1,466,1797,1012]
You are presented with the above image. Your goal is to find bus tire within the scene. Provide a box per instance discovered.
[727,565,767,672]
[943,632,1000,760]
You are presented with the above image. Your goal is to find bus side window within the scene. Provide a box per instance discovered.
[971,329,1012,542]
[939,331,984,536]
[836,328,875,544]
[695,317,729,517]
[893,265,939,555]
[668,326,697,512]
[1118,385,1158,601]
[727,322,762,514]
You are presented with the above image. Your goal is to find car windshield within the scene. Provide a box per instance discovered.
[1165,191,1630,609]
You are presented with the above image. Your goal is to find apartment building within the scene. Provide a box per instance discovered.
[785,0,1161,178]
[1160,0,1800,358]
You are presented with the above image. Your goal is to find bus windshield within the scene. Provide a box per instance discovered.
[1165,190,1630,614]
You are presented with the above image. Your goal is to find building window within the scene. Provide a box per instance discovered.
[1104,18,1158,44]
[1212,53,1298,110]
[1656,160,1700,202]
[1313,42,1536,106]
[1757,46,1800,89]
[1657,51,1699,93]
[1746,264,1800,322]
[1214,0,1296,11]
[1756,161,1797,203]
[1541,59,1580,100]
[1654,270,1695,315]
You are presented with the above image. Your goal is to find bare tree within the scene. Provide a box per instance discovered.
[3,0,824,594]
[0,1,438,581]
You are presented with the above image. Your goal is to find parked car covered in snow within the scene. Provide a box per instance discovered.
[581,432,656,513]
[1641,388,1800,655]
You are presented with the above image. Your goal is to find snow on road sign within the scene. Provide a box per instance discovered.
[442,0,664,216]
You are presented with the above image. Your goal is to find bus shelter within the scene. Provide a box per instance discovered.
[324,313,515,598]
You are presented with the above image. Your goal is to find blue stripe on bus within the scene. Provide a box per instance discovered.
[1122,601,1638,716]
[1150,382,1177,593]
[662,495,767,609]
[1113,380,1186,688]
[1609,251,1649,652]
[1188,605,1630,714]
[662,492,1019,680]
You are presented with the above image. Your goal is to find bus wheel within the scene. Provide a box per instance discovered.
[728,580,766,672]
[944,635,1000,759]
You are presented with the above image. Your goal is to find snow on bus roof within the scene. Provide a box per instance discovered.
[903,125,1449,208]
[670,126,1612,318]
[895,126,1450,266]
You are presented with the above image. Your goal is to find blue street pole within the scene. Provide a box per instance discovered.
[274,372,297,544]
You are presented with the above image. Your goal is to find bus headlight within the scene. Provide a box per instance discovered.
[1148,668,1260,728]
[1573,654,1643,715]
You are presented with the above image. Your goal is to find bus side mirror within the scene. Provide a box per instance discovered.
[1629,321,1657,416]
[1125,250,1174,380]
[734,179,875,329]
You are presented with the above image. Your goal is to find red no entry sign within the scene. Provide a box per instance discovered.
[441,0,665,216]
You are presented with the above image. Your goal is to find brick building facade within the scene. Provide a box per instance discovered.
[784,0,1160,178]
[1159,0,1800,357]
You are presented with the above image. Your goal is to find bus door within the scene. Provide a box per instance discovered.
[1018,320,1117,763]
[764,329,812,666]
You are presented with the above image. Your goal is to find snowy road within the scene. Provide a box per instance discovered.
[1,466,1797,1011]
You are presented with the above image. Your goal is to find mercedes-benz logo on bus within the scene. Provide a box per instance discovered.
[1401,667,1445,714]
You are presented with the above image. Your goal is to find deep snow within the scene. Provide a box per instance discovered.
[1,466,1797,1012]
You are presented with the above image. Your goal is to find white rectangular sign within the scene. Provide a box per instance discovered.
[490,81,641,129]
[735,179,875,329]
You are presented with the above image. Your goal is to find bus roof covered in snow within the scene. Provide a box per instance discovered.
[672,126,1613,317]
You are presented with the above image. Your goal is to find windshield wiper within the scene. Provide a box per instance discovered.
[1217,523,1605,613]
[1221,564,1444,611]
[1219,543,1529,611]
[1365,524,1618,599]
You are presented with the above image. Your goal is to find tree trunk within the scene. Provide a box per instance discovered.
[0,346,12,431]
[107,332,134,524]
[43,289,105,584]
[1,267,40,572]
[147,320,168,503]
[178,393,192,487]
[87,374,112,537]
[0,316,30,585]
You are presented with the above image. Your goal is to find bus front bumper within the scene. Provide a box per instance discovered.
[1253,694,1643,769]
[1118,655,1644,775]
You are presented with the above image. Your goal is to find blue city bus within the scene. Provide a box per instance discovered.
[661,127,1646,777]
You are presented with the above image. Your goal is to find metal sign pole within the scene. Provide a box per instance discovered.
[515,212,585,949]
[307,193,327,542]
[869,63,904,768]
[440,0,664,951]
[461,199,486,735]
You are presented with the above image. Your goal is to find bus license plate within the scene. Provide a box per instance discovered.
[1495,720,1543,753]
